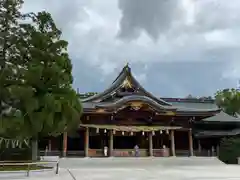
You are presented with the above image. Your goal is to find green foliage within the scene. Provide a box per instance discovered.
[0,0,26,139]
[215,88,240,116]
[15,11,82,138]
[0,0,82,153]
[0,164,51,171]
[219,137,240,164]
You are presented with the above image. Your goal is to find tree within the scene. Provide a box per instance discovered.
[215,88,240,116]
[17,11,82,160]
[0,0,27,144]
[219,137,240,164]
[1,0,82,160]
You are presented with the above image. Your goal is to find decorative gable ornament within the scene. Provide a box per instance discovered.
[130,102,143,111]
[122,77,132,88]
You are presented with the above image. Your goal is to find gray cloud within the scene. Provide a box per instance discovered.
[118,0,183,40]
[21,0,240,97]
[194,0,240,32]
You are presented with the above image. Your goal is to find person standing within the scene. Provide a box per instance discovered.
[104,146,108,157]
[134,144,139,157]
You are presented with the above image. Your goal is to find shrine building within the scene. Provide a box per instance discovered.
[39,64,240,157]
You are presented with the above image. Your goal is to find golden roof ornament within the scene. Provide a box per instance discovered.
[122,77,132,88]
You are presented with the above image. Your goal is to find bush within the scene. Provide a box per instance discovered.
[0,148,32,161]
[219,137,240,164]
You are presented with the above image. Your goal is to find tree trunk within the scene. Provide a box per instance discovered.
[31,138,38,161]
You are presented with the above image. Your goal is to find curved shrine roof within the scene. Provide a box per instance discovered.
[81,64,220,115]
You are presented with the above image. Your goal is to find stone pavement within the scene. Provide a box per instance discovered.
[1,157,240,180]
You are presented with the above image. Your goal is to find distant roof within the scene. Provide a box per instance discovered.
[170,101,218,110]
[194,128,240,137]
[202,111,240,122]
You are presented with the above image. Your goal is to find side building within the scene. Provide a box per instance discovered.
[39,64,240,157]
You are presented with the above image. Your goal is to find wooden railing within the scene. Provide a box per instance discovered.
[0,160,59,177]
[39,150,85,157]
[39,150,62,156]
[38,149,218,157]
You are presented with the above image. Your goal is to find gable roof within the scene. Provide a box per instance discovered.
[202,111,240,122]
[82,63,171,106]
[81,64,220,115]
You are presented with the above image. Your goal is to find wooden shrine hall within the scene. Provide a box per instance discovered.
[39,64,240,157]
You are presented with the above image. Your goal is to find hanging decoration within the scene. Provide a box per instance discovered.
[142,131,145,136]
[0,137,29,148]
[104,129,107,133]
[152,131,155,136]
[122,131,125,135]
[160,130,162,134]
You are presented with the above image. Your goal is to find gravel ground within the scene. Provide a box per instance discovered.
[2,157,240,180]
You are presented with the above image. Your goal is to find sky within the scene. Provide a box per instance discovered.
[22,0,240,98]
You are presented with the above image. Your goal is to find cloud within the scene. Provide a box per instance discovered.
[117,0,184,40]
[21,0,240,97]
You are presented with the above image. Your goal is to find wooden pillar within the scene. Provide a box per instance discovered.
[63,132,67,157]
[211,146,215,156]
[84,127,89,157]
[149,132,153,156]
[109,130,114,157]
[198,139,201,153]
[48,139,52,151]
[170,130,176,156]
[188,129,194,156]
